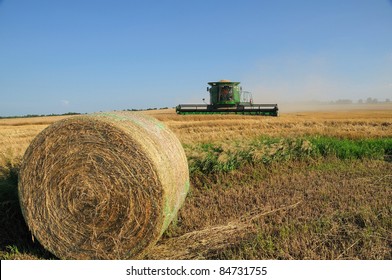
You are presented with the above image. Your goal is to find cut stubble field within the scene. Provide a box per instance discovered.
[0,104,391,259]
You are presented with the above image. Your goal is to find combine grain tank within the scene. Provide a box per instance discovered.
[176,80,278,116]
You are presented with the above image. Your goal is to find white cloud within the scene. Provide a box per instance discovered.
[61,100,70,106]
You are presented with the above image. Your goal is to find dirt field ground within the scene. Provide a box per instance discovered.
[0,103,391,259]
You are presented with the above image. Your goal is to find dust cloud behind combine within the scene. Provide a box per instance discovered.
[277,102,392,113]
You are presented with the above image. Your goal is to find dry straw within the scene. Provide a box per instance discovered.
[18,112,189,259]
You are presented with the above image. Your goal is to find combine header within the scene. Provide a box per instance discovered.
[176,80,278,116]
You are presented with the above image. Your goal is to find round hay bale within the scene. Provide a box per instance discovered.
[18,112,189,259]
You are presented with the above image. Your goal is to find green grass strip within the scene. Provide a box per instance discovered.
[186,136,392,174]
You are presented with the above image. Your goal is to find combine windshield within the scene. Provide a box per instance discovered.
[219,86,233,101]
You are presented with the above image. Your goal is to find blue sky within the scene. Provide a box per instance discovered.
[0,0,391,116]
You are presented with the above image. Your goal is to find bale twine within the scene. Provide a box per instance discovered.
[18,112,189,259]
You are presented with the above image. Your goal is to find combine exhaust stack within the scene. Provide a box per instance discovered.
[176,80,278,116]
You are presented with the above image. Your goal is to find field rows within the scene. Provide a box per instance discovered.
[150,109,392,144]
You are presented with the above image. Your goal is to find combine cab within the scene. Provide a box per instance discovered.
[176,80,278,116]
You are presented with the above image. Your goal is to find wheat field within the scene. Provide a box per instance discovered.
[0,104,391,259]
[147,106,392,144]
[1,104,391,163]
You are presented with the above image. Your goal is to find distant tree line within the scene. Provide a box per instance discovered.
[0,107,176,119]
[123,107,172,111]
[0,112,82,119]
[330,98,391,105]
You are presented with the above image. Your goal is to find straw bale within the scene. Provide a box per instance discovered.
[18,112,189,259]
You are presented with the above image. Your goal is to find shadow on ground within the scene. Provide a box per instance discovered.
[0,165,54,259]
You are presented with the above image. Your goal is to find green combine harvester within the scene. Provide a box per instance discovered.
[176,80,278,116]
